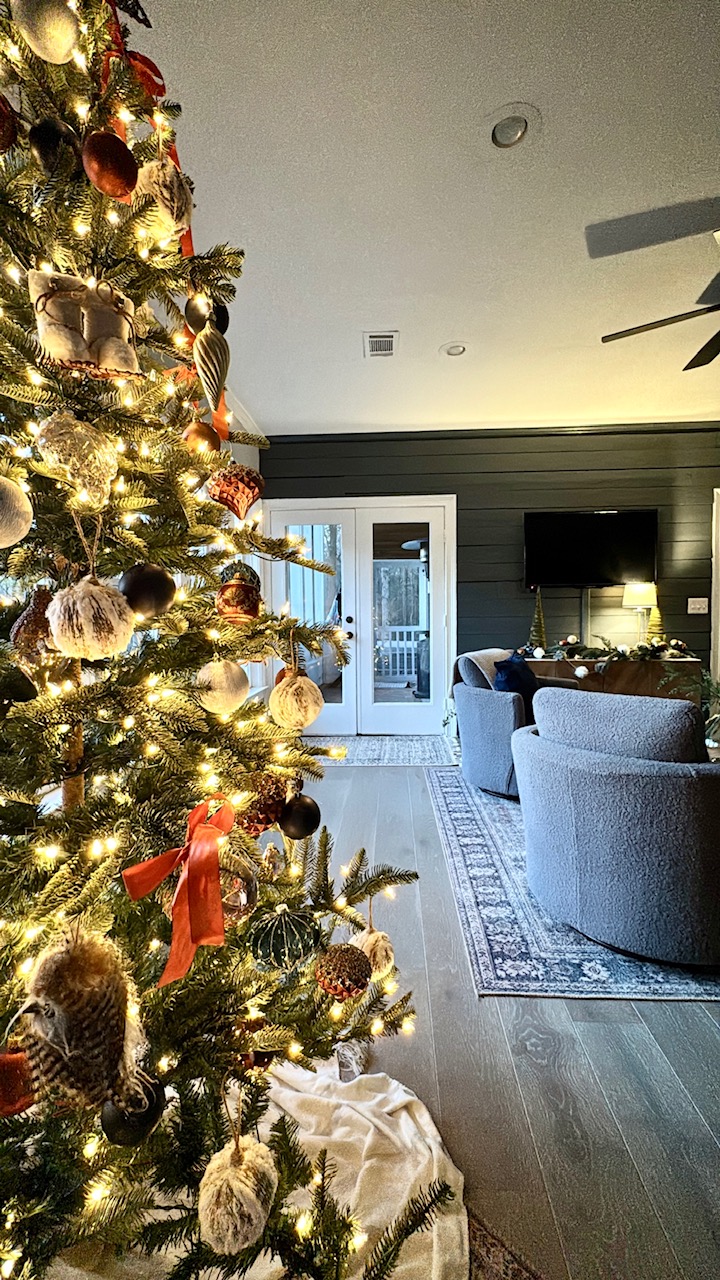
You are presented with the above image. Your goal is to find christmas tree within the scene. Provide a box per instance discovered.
[0,2,451,1275]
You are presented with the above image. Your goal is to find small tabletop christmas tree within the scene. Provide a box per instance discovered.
[0,2,450,1275]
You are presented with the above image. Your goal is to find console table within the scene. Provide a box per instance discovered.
[527,657,702,704]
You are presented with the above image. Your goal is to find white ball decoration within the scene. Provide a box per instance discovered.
[11,0,80,64]
[351,927,395,980]
[46,576,135,660]
[0,476,33,548]
[574,665,589,679]
[198,1134,278,1254]
[268,673,324,730]
[196,660,250,715]
[532,646,545,659]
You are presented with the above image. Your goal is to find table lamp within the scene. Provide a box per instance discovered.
[622,581,658,642]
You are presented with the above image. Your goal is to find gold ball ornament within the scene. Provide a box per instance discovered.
[182,420,222,455]
[47,576,135,660]
[0,475,33,548]
[269,672,324,730]
[11,0,80,64]
[198,1134,278,1254]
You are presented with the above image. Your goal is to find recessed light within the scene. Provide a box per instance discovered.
[491,114,528,148]
[440,342,467,357]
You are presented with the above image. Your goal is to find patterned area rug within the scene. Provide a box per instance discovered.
[469,1210,545,1280]
[314,735,458,765]
[425,768,720,999]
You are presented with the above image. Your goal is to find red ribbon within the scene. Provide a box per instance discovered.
[122,795,235,986]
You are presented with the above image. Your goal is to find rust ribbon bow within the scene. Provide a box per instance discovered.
[123,795,234,986]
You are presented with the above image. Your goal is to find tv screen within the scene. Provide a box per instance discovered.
[524,509,658,588]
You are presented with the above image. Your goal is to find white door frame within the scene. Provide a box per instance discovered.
[707,486,712,686]
[264,494,457,734]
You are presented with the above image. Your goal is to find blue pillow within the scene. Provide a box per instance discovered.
[493,652,539,723]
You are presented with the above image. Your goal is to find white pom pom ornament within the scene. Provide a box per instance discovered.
[47,576,135,660]
[351,926,395,980]
[198,1134,278,1254]
[268,673,324,730]
[196,660,250,715]
[0,475,33,548]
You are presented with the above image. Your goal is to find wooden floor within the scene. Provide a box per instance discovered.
[315,764,720,1280]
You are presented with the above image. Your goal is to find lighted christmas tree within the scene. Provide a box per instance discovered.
[0,2,451,1275]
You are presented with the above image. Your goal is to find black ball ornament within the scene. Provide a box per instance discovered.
[0,665,37,705]
[118,563,176,618]
[185,293,230,336]
[28,117,81,176]
[278,794,321,841]
[101,1078,166,1147]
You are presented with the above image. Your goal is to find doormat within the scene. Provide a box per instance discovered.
[314,735,458,766]
[468,1208,545,1280]
[424,768,720,999]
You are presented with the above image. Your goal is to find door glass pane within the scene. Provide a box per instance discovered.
[372,522,430,704]
[284,523,344,704]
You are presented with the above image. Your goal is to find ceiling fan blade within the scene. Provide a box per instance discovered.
[602,302,720,343]
[585,197,720,259]
[696,271,720,306]
[683,327,720,370]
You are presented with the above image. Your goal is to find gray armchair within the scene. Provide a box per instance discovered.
[511,687,720,966]
[453,650,577,798]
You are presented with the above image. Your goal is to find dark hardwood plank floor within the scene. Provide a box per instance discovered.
[314,763,720,1280]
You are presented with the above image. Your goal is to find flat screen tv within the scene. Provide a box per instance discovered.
[524,509,658,588]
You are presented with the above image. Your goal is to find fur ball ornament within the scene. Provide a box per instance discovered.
[0,475,33,548]
[195,659,250,715]
[133,156,193,241]
[198,1133,278,1254]
[315,943,371,1001]
[351,927,395,980]
[11,0,80,64]
[36,410,118,506]
[19,928,145,1108]
[47,576,135,660]
[269,673,324,730]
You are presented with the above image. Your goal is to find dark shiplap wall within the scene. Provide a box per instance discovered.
[261,425,720,663]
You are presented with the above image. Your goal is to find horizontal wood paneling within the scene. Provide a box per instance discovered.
[262,425,720,663]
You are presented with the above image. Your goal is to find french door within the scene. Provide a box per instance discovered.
[267,497,455,735]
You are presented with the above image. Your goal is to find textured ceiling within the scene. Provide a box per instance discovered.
[146,0,720,435]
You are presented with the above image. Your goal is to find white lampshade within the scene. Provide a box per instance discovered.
[622,582,657,610]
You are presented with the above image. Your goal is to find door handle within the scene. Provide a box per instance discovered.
[345,616,354,623]
[345,631,354,640]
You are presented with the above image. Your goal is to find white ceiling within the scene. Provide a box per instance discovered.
[146,0,720,435]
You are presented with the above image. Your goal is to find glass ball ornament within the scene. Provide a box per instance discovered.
[222,870,258,923]
[185,293,230,336]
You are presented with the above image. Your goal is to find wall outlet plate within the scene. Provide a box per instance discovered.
[687,597,709,614]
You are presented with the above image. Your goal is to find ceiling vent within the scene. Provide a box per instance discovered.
[363,331,398,357]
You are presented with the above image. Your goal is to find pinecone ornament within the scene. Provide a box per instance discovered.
[208,463,264,521]
[238,775,288,836]
[315,943,372,1001]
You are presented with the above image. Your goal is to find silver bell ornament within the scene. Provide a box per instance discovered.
[36,410,118,506]
[47,576,135,660]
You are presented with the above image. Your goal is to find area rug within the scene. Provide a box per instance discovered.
[468,1210,545,1280]
[425,768,720,999]
[314,735,458,765]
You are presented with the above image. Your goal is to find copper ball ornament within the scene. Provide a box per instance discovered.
[0,1045,34,1117]
[82,130,139,199]
[207,462,264,521]
[0,95,17,153]
[238,776,288,837]
[182,420,222,455]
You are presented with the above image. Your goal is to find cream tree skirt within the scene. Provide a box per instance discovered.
[50,1061,468,1280]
